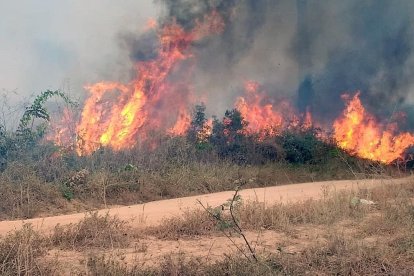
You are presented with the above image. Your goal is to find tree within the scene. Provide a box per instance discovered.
[187,103,207,144]
[210,109,249,163]
[222,109,248,144]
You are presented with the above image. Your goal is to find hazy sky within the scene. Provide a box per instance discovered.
[0,1,156,103]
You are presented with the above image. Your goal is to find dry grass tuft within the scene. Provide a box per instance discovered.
[51,212,130,250]
[276,233,414,275]
[239,191,368,231]
[146,209,216,239]
[0,224,50,276]
[85,231,414,276]
[86,253,278,276]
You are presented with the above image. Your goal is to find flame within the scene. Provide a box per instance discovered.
[168,108,191,136]
[303,109,313,129]
[74,12,225,155]
[46,107,77,151]
[145,18,158,30]
[235,81,311,139]
[46,12,414,164]
[235,81,283,137]
[199,118,213,142]
[333,92,414,163]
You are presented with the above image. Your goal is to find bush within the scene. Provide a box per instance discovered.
[277,129,337,164]
[0,224,48,275]
[51,212,130,250]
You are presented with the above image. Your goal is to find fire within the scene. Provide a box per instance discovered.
[46,11,414,165]
[145,18,157,30]
[200,118,213,142]
[333,92,414,163]
[46,107,77,151]
[303,109,313,129]
[75,12,225,155]
[235,81,284,137]
[168,108,191,136]
[235,81,311,138]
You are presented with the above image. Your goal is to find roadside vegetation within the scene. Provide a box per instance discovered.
[0,92,405,220]
[0,91,413,274]
[0,177,412,275]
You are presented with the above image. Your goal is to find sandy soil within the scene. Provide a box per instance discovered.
[44,227,327,273]
[0,177,410,236]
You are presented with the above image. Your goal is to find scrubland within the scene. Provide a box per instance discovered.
[0,96,412,275]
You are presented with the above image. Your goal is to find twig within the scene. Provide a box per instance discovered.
[205,240,216,262]
[197,199,251,261]
[229,187,258,262]
[197,184,258,262]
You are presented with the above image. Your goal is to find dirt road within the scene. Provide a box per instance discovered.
[0,177,410,235]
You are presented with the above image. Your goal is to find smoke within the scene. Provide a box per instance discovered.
[128,0,414,128]
[0,1,156,106]
[301,1,414,124]
[4,1,413,130]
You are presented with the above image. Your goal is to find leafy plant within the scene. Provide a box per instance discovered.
[210,109,250,163]
[277,129,333,164]
[17,90,77,142]
[61,185,74,201]
[187,103,207,143]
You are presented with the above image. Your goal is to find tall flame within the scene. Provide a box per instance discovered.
[46,13,414,165]
[333,92,414,163]
[75,12,225,155]
[168,108,191,136]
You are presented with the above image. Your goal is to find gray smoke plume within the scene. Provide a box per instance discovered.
[0,1,156,129]
[123,0,414,129]
[300,1,414,126]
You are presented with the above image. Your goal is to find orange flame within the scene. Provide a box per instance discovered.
[46,107,77,151]
[235,81,311,139]
[200,118,213,142]
[168,108,191,136]
[47,12,414,164]
[74,12,225,155]
[235,81,283,136]
[333,92,414,163]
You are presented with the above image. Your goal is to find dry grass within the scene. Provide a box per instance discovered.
[0,135,398,221]
[84,230,414,276]
[0,213,133,275]
[0,162,65,219]
[148,191,369,240]
[238,192,367,231]
[148,179,414,240]
[277,232,414,275]
[146,209,216,239]
[0,224,51,276]
[0,177,413,275]
[51,212,131,250]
